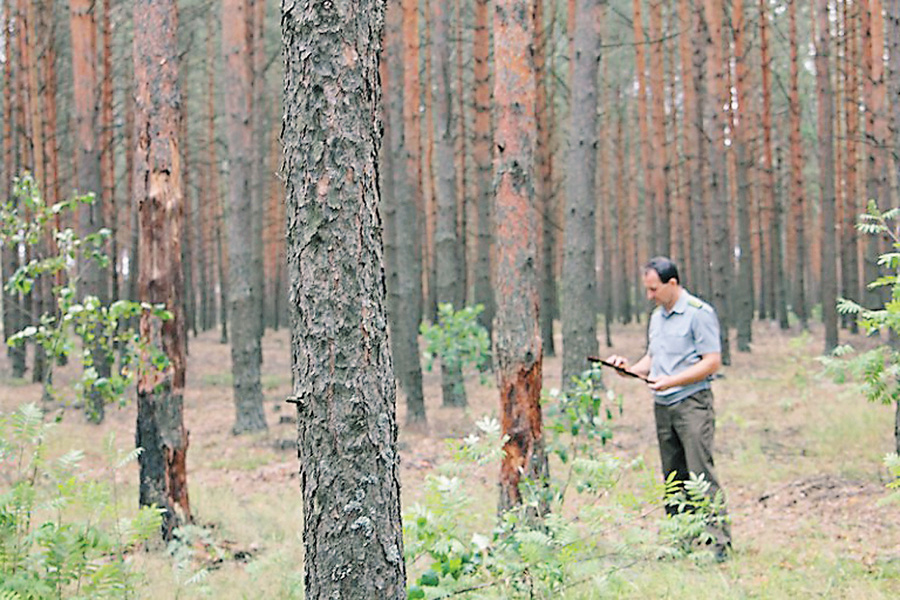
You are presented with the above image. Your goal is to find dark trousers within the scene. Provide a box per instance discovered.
[654,388,731,546]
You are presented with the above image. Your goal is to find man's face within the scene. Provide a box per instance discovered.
[643,269,679,309]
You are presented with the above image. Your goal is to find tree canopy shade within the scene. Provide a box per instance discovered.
[282,1,406,598]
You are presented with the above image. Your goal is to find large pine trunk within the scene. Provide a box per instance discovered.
[815,0,838,353]
[222,0,266,434]
[561,0,601,388]
[494,0,548,514]
[133,0,190,541]
[843,0,861,325]
[282,2,407,597]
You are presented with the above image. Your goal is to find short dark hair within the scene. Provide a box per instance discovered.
[644,256,680,284]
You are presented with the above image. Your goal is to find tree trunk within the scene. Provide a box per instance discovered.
[844,0,861,323]
[534,0,555,355]
[250,0,267,344]
[70,0,111,422]
[703,0,732,365]
[100,0,116,303]
[2,3,25,378]
[814,0,838,353]
[759,0,778,326]
[422,0,437,323]
[688,0,711,300]
[788,0,808,328]
[561,0,601,388]
[222,0,266,434]
[648,0,669,257]
[282,2,407,596]
[615,100,632,324]
[133,0,190,541]
[431,0,466,407]
[494,0,548,515]
[733,0,753,352]
[473,0,495,354]
[633,0,656,260]
[383,0,426,426]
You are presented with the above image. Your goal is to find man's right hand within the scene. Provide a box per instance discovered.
[605,354,630,377]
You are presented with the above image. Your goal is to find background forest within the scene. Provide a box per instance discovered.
[1,0,900,599]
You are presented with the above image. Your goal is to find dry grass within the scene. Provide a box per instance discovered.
[1,319,899,598]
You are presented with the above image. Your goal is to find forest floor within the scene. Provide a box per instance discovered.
[2,319,899,598]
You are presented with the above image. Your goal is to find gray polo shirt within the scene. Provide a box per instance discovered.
[648,289,721,406]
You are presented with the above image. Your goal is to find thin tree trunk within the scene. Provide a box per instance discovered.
[648,0,669,257]
[615,100,632,324]
[383,0,426,426]
[633,0,656,259]
[844,0,861,323]
[733,0,753,352]
[395,0,426,425]
[71,0,110,422]
[422,0,437,323]
[1,2,25,377]
[101,0,116,303]
[688,0,711,300]
[431,0,465,407]
[250,0,266,343]
[788,0,808,328]
[703,0,732,365]
[561,0,601,388]
[133,0,191,541]
[494,0,548,515]
[282,2,407,595]
[535,0,555,355]
[759,0,778,326]
[814,0,838,353]
[222,0,266,434]
[473,0,495,354]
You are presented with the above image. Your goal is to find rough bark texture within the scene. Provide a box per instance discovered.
[788,0,807,327]
[133,0,190,541]
[223,0,266,434]
[473,0,495,350]
[561,0,601,388]
[431,0,465,407]
[493,0,548,514]
[690,0,711,300]
[814,0,838,353]
[282,2,406,597]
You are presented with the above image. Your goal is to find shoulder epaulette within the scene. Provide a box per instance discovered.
[687,297,704,310]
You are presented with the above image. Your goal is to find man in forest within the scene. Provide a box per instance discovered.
[607,256,731,561]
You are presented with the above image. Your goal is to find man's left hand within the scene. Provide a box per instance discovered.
[648,375,677,392]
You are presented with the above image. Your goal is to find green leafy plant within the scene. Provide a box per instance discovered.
[0,403,163,599]
[657,472,729,562]
[420,303,491,380]
[820,201,900,453]
[403,370,666,599]
[2,174,170,419]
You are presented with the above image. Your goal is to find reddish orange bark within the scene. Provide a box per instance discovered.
[493,0,546,513]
